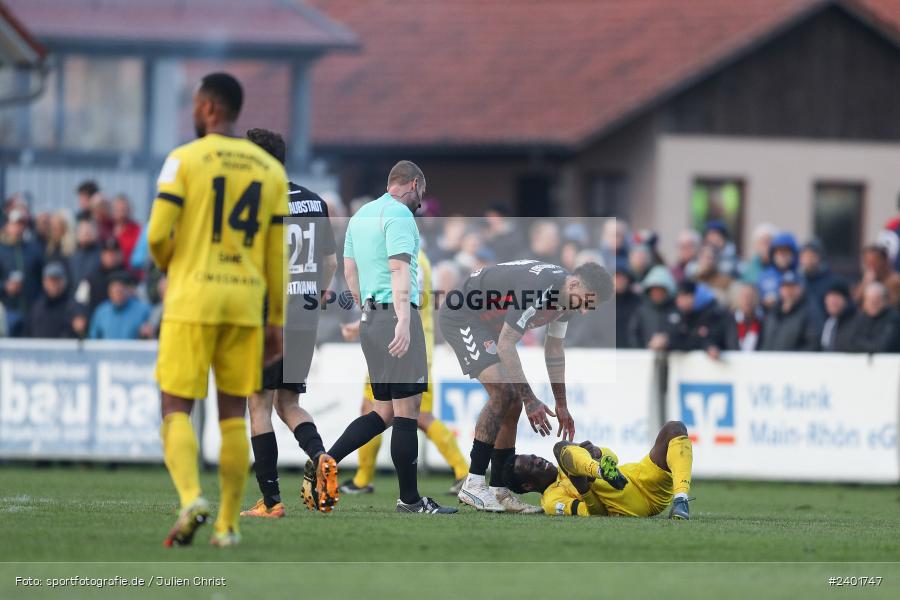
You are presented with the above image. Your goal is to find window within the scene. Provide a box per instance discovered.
[814,182,864,277]
[0,68,23,146]
[0,62,58,149]
[62,56,144,151]
[587,172,629,218]
[691,178,744,252]
[29,64,59,148]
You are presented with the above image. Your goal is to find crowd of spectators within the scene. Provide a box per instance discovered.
[5,180,900,355]
[0,181,153,340]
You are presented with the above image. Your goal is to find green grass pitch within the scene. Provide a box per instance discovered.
[1,465,899,599]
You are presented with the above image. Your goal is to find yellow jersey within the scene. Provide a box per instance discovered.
[148,134,288,327]
[540,469,595,517]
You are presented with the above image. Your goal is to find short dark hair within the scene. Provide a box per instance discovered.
[502,455,527,494]
[77,180,99,196]
[246,128,286,165]
[574,262,613,303]
[387,160,424,187]
[199,72,243,121]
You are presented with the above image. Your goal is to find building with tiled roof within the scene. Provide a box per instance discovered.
[308,0,900,272]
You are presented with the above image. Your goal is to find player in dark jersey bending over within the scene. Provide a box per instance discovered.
[239,129,339,517]
[439,259,613,512]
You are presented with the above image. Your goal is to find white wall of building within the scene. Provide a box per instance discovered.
[655,135,900,260]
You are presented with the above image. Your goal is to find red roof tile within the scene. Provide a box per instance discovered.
[7,0,357,51]
[308,0,900,149]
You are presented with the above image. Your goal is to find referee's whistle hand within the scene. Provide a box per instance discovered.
[388,321,411,358]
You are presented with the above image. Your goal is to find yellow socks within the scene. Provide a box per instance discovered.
[352,433,382,488]
[559,444,603,478]
[216,417,249,534]
[667,436,693,497]
[426,420,469,480]
[162,412,201,508]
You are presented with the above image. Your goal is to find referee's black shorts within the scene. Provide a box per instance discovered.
[360,302,428,401]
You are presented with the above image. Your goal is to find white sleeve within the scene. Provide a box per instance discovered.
[547,319,568,339]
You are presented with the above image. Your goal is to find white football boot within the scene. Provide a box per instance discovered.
[492,487,543,514]
[457,475,504,512]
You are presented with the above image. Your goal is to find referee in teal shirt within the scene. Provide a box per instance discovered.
[324,161,456,515]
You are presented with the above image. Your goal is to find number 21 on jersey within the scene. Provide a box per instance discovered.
[287,222,317,274]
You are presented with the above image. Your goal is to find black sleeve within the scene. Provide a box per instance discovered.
[318,198,337,256]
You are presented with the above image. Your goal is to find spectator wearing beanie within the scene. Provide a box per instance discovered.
[627,265,678,349]
[821,280,856,352]
[760,270,821,351]
[27,262,77,338]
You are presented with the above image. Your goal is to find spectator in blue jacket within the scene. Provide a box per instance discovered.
[799,239,835,320]
[88,271,150,340]
[757,231,798,309]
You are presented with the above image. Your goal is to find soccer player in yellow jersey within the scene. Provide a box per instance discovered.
[501,421,694,519]
[148,73,288,548]
[338,249,469,496]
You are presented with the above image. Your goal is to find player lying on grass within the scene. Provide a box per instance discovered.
[238,128,339,519]
[502,420,693,519]
[439,259,614,512]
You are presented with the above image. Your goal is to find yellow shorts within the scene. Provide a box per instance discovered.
[592,455,673,517]
[362,374,433,413]
[156,320,263,399]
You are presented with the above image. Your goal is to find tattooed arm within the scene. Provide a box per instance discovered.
[544,333,574,441]
[497,323,555,436]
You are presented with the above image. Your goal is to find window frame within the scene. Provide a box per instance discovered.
[812,180,866,279]
[690,176,747,255]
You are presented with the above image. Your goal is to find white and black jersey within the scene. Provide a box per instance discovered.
[284,182,337,331]
[264,182,336,392]
[438,259,574,377]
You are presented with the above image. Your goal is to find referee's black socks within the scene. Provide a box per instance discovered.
[250,432,281,508]
[293,422,326,460]
[391,416,420,504]
[327,411,387,463]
